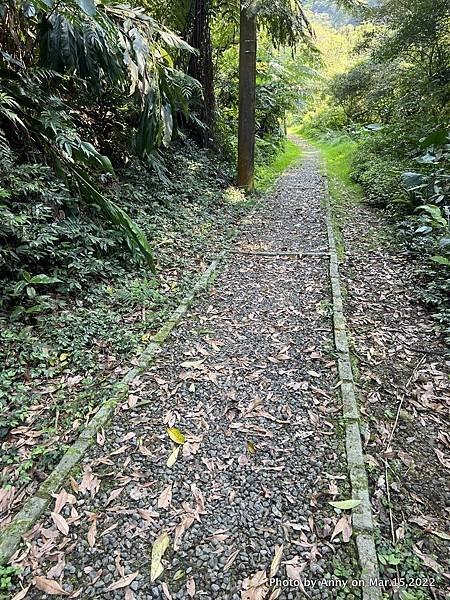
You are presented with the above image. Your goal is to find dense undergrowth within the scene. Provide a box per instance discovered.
[0,131,300,489]
[293,0,449,344]
[296,127,450,343]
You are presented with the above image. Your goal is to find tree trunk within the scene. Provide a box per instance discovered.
[237,0,257,190]
[185,0,216,148]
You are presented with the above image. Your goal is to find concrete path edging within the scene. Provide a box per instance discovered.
[0,251,226,566]
[322,173,382,599]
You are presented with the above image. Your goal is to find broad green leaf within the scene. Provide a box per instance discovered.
[71,165,155,271]
[75,0,96,16]
[402,172,424,190]
[431,256,450,266]
[167,427,186,445]
[29,274,61,285]
[432,530,450,541]
[150,532,170,582]
[328,499,361,510]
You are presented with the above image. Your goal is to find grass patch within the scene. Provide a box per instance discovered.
[255,138,302,192]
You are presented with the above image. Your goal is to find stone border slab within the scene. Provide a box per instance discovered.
[0,251,225,566]
[322,174,382,599]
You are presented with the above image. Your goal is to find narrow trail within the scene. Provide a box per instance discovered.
[13,149,364,598]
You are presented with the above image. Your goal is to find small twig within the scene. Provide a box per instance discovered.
[384,356,426,453]
[384,460,396,547]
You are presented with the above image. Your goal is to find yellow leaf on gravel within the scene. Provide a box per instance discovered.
[247,441,256,454]
[34,576,69,595]
[150,531,170,582]
[167,445,181,468]
[270,544,284,578]
[167,427,186,445]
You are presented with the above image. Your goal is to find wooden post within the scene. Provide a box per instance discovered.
[237,0,257,190]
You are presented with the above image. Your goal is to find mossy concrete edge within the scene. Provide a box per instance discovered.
[322,173,382,600]
[0,251,225,566]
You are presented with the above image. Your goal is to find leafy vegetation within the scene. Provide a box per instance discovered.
[296,0,450,341]
[0,0,313,491]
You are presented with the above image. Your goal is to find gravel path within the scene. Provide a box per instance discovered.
[10,151,359,599]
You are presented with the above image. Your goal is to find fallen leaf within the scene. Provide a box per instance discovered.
[34,577,69,596]
[106,487,124,506]
[158,484,172,509]
[167,445,181,468]
[167,427,186,445]
[432,530,450,541]
[150,531,170,582]
[106,572,139,591]
[270,544,283,578]
[329,499,361,510]
[412,545,444,574]
[11,586,31,600]
[223,549,239,572]
[331,515,352,542]
[137,508,159,521]
[51,512,69,536]
[87,517,97,548]
[53,489,68,515]
[162,582,172,599]
[241,570,268,600]
[186,577,195,597]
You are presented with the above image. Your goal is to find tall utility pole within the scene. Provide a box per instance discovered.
[237,0,257,190]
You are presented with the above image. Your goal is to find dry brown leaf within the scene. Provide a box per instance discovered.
[11,586,31,600]
[87,518,97,548]
[137,508,159,521]
[162,582,172,599]
[125,590,136,600]
[53,489,68,514]
[34,576,69,596]
[106,572,139,591]
[186,577,196,598]
[223,549,239,572]
[106,487,124,506]
[412,545,444,574]
[158,484,172,509]
[191,483,206,514]
[47,557,65,580]
[51,512,69,536]
[174,514,195,550]
[331,515,352,543]
[241,570,268,600]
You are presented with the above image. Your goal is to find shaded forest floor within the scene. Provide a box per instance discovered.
[1,140,449,599]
